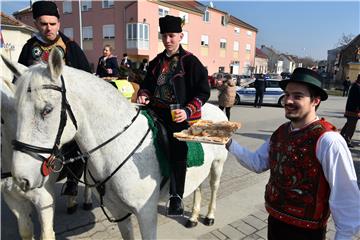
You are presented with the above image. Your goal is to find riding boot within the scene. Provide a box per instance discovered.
[168,161,187,216]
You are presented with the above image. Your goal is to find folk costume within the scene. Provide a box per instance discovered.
[137,15,209,216]
[18,31,91,73]
[226,68,360,239]
[17,1,91,199]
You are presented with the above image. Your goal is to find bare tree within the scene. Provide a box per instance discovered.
[336,33,355,47]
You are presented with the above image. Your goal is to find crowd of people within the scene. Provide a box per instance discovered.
[12,1,360,239]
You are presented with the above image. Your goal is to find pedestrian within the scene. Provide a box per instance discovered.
[96,45,119,78]
[342,77,351,97]
[340,74,360,148]
[216,74,236,120]
[226,68,360,240]
[17,1,91,201]
[138,58,149,73]
[137,15,209,216]
[120,53,132,68]
[254,74,265,108]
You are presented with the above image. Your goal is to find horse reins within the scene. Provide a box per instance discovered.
[11,75,149,222]
[12,76,78,176]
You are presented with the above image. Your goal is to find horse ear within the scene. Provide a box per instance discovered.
[1,54,25,79]
[2,78,16,93]
[48,48,64,81]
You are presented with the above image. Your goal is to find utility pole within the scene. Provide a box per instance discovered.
[78,0,83,49]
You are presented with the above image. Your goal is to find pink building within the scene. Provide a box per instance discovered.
[14,1,257,75]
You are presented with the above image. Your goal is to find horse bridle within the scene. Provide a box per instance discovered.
[12,76,78,176]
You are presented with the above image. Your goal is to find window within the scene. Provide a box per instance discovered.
[63,27,73,39]
[126,23,149,49]
[247,30,252,37]
[158,26,161,40]
[245,43,251,53]
[181,31,188,44]
[103,24,115,39]
[179,11,188,23]
[221,16,227,26]
[63,1,72,14]
[102,0,114,8]
[220,38,227,49]
[158,7,169,17]
[82,26,93,40]
[234,27,240,34]
[203,10,209,22]
[81,1,92,11]
[233,41,239,51]
[201,35,209,46]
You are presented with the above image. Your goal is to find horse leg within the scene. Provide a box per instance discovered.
[2,181,34,240]
[116,215,135,240]
[82,185,93,210]
[66,195,78,214]
[27,187,56,240]
[185,186,202,228]
[204,159,225,226]
[136,202,158,239]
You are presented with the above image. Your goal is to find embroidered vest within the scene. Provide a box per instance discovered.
[30,36,66,64]
[265,119,336,229]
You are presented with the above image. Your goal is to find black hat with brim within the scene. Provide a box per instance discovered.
[159,15,182,34]
[279,68,328,101]
[32,1,60,19]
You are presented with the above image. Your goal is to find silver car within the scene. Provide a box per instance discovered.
[235,79,285,106]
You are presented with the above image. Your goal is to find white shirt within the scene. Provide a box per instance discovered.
[228,130,360,240]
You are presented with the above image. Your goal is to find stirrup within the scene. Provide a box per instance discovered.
[166,194,184,217]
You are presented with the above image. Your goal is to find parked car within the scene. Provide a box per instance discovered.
[208,75,216,88]
[233,74,253,86]
[235,79,285,106]
[280,72,291,79]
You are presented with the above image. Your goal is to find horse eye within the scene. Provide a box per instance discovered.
[41,105,53,118]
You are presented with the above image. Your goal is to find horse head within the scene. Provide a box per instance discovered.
[2,48,78,191]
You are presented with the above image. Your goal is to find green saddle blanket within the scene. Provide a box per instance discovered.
[141,110,204,177]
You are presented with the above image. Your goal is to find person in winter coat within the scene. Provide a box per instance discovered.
[217,74,237,120]
[96,45,119,78]
[340,74,360,148]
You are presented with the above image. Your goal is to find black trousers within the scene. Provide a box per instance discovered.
[254,90,264,107]
[219,106,231,120]
[340,116,358,144]
[152,107,188,198]
[268,215,326,240]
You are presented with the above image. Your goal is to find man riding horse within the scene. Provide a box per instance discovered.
[16,1,91,206]
[137,15,210,216]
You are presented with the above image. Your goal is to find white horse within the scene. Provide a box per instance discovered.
[1,77,92,239]
[3,48,228,239]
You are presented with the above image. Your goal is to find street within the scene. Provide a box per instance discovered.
[2,90,359,240]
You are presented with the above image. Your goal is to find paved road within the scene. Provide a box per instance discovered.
[2,90,359,239]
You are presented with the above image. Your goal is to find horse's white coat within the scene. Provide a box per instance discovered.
[8,49,228,239]
[1,65,91,240]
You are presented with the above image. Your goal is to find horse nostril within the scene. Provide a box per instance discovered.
[16,178,30,191]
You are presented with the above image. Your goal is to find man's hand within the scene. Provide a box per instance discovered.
[173,109,187,123]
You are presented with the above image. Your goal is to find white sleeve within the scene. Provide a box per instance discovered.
[227,138,270,173]
[317,131,360,239]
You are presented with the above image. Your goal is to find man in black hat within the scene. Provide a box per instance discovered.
[137,15,210,217]
[17,1,91,209]
[225,68,360,239]
[18,0,91,72]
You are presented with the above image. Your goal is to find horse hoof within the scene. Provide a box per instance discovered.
[185,220,198,228]
[203,217,215,226]
[67,204,78,214]
[83,203,93,211]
